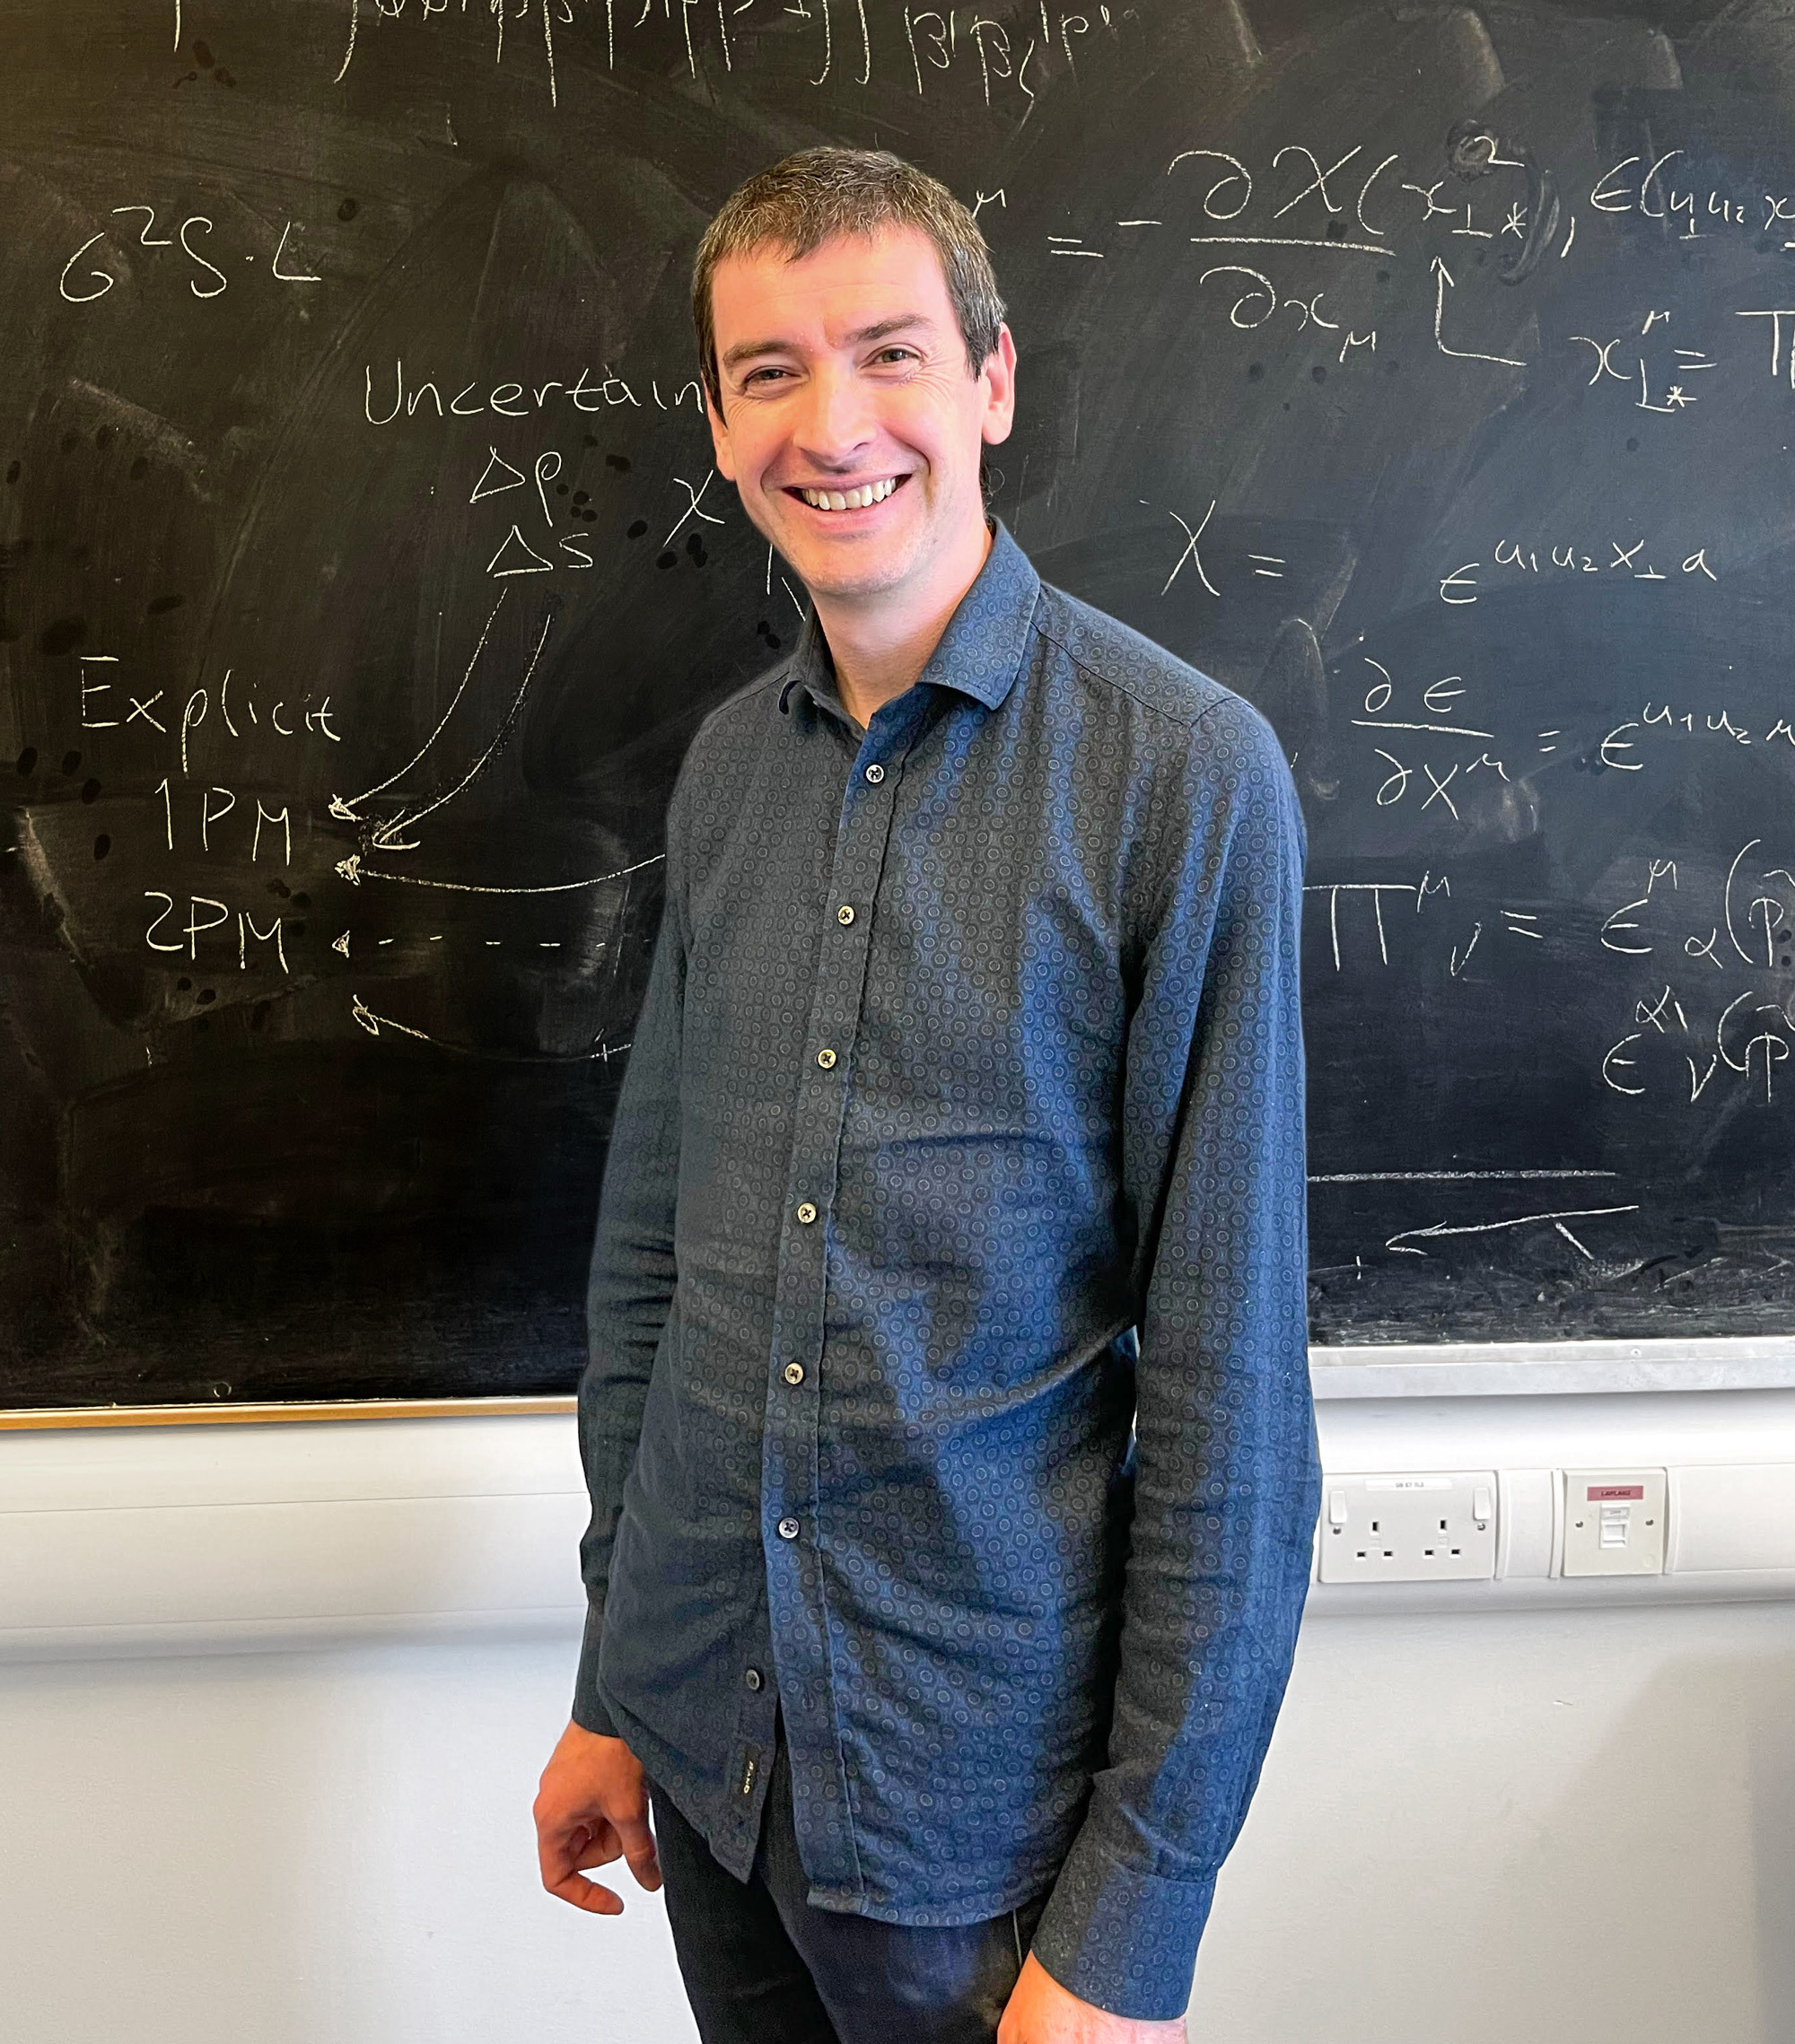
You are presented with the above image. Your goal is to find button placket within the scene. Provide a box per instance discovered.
[760,710,915,1896]
[768,738,899,1393]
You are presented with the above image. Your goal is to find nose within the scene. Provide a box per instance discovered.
[793,360,876,470]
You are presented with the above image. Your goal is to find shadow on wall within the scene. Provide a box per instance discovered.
[1751,1691,1795,2043]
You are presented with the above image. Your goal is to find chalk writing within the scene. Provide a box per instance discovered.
[318,0,1128,114]
[363,360,704,425]
[1439,538,1720,603]
[59,203,324,303]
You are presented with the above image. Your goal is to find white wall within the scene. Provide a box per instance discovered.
[0,1629,694,2044]
[4,1390,1795,2044]
[1201,1602,1795,2042]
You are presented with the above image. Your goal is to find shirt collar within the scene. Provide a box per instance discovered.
[778,520,1040,720]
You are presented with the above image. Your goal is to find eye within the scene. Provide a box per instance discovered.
[741,365,794,389]
[872,345,918,366]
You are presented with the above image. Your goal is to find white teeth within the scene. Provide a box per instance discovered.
[800,478,898,510]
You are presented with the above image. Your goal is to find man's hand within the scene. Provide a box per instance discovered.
[533,1718,662,1915]
[998,1953,1186,2044]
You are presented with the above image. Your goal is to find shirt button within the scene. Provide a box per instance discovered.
[783,1361,805,1386]
[744,1667,763,1691]
[796,1201,818,1225]
[836,904,855,925]
[777,1517,801,1541]
[864,762,885,784]
[816,1047,837,1070]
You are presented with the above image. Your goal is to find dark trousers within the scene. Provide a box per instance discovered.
[650,1729,1051,2044]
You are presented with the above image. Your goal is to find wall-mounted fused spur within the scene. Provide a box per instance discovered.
[1318,1471,1498,1583]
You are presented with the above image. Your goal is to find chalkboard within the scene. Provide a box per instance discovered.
[6,0,1795,1409]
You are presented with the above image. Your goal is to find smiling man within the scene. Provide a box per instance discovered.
[534,148,1320,2044]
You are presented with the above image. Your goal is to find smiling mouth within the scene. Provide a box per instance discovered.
[787,476,905,511]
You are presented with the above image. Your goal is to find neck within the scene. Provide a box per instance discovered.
[813,519,993,728]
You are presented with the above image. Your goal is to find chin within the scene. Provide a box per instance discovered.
[798,556,913,603]
[775,529,913,600]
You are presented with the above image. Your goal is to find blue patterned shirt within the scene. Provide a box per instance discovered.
[574,523,1318,2021]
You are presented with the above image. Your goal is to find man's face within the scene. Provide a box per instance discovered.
[705,225,1015,608]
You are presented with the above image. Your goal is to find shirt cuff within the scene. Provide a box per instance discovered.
[1029,1811,1218,2022]
[571,1604,620,1739]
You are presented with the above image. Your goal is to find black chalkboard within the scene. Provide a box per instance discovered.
[5,0,1795,1408]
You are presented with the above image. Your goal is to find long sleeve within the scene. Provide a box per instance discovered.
[571,826,687,1737]
[1029,695,1320,2019]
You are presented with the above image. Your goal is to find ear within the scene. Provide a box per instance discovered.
[705,388,737,482]
[978,324,1018,449]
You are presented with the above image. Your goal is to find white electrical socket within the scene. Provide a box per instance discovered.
[1317,1471,1499,1584]
[1560,1469,1668,1577]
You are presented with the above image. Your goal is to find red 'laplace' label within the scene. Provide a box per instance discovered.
[1588,1484,1645,1500]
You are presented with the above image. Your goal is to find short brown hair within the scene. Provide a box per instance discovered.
[693,147,1006,410]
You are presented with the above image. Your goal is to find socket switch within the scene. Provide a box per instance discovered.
[1318,1471,1498,1584]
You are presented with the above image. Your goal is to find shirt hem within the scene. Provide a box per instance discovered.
[801,1854,1066,1928]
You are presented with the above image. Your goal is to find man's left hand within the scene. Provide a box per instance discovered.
[998,1953,1186,2043]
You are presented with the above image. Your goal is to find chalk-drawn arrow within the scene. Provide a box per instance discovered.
[351,993,637,1063]
[1431,257,1525,370]
[1386,1202,1638,1257]
[351,992,432,1041]
[336,851,662,896]
[368,605,554,851]
[329,591,508,822]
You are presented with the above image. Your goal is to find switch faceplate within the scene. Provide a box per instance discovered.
[1317,1472,1498,1583]
[1560,1469,1668,1577]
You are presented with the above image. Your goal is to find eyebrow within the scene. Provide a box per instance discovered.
[721,313,939,373]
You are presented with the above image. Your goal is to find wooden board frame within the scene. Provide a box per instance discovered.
[0,1395,578,1430]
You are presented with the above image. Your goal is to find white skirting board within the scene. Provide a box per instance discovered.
[4,1377,1795,1662]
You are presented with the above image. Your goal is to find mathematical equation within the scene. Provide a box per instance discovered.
[1304,837,1795,1116]
[1598,842,1795,1108]
[1438,535,1721,604]
[1049,132,1795,411]
[1318,646,1795,848]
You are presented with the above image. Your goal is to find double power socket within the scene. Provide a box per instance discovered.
[1317,1468,1668,1584]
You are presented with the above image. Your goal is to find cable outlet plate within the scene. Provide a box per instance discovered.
[1560,1468,1668,1576]
[1318,1470,1498,1584]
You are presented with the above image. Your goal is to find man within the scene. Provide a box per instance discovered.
[535,147,1319,2043]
